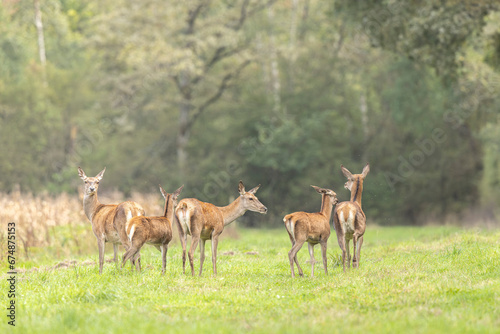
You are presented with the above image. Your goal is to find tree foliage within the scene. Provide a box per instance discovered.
[2,0,500,225]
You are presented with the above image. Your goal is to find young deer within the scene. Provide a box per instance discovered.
[333,163,370,272]
[78,167,145,274]
[122,185,184,274]
[283,186,339,278]
[175,181,267,276]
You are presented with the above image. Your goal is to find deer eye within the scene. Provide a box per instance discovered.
[249,198,254,201]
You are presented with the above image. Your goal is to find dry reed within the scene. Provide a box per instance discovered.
[0,189,169,263]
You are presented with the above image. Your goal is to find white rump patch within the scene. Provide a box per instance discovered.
[128,225,136,242]
[347,210,355,228]
[178,210,191,235]
[284,218,295,242]
[126,211,133,221]
[339,210,355,237]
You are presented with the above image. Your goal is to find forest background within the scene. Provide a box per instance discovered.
[2,0,500,227]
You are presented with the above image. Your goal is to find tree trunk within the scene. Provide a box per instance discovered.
[360,92,369,162]
[288,0,298,89]
[177,95,191,177]
[33,0,47,86]
[267,5,281,114]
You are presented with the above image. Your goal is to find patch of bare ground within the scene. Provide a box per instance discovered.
[1,258,116,279]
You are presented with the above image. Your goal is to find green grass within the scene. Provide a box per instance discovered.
[2,226,500,333]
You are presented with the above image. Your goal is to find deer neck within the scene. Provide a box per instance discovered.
[350,177,363,207]
[218,197,246,226]
[163,194,174,228]
[83,192,101,221]
[320,195,335,220]
[320,192,327,212]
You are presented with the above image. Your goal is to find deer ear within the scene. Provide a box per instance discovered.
[238,180,245,195]
[78,167,87,180]
[311,185,324,194]
[173,185,184,198]
[362,163,370,178]
[341,165,353,180]
[159,184,168,199]
[96,167,106,180]
[248,184,261,194]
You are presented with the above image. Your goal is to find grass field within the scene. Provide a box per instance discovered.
[2,225,500,333]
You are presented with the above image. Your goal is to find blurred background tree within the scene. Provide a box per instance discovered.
[1,0,500,226]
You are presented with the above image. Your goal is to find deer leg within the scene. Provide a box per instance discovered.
[288,243,296,278]
[121,249,131,268]
[116,214,141,269]
[129,252,140,271]
[179,232,187,275]
[288,233,302,276]
[128,244,141,271]
[308,243,316,277]
[124,244,138,271]
[182,234,188,275]
[133,251,141,272]
[320,241,328,276]
[188,235,200,276]
[122,246,139,269]
[288,239,305,278]
[97,238,105,274]
[161,244,168,275]
[113,243,118,264]
[294,255,303,277]
[352,234,359,268]
[336,234,347,273]
[175,216,188,275]
[122,238,144,272]
[199,239,206,277]
[211,234,219,276]
[132,251,141,272]
[135,253,142,269]
[346,239,351,269]
[287,236,294,279]
[121,243,133,270]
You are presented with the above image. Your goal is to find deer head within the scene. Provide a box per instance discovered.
[78,167,106,196]
[342,163,370,191]
[238,180,267,214]
[159,184,185,208]
[160,184,184,218]
[311,185,339,205]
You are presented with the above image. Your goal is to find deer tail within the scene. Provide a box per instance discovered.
[283,215,295,243]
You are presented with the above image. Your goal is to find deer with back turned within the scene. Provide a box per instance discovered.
[122,185,184,274]
[78,167,145,274]
[283,186,339,278]
[333,163,370,272]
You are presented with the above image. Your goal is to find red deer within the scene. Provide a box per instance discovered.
[122,185,184,274]
[284,186,339,278]
[175,181,267,276]
[78,167,145,274]
[333,163,370,272]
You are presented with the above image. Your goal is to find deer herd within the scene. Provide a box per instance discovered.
[77,163,370,277]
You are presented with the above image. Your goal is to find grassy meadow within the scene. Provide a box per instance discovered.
[1,216,500,333]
